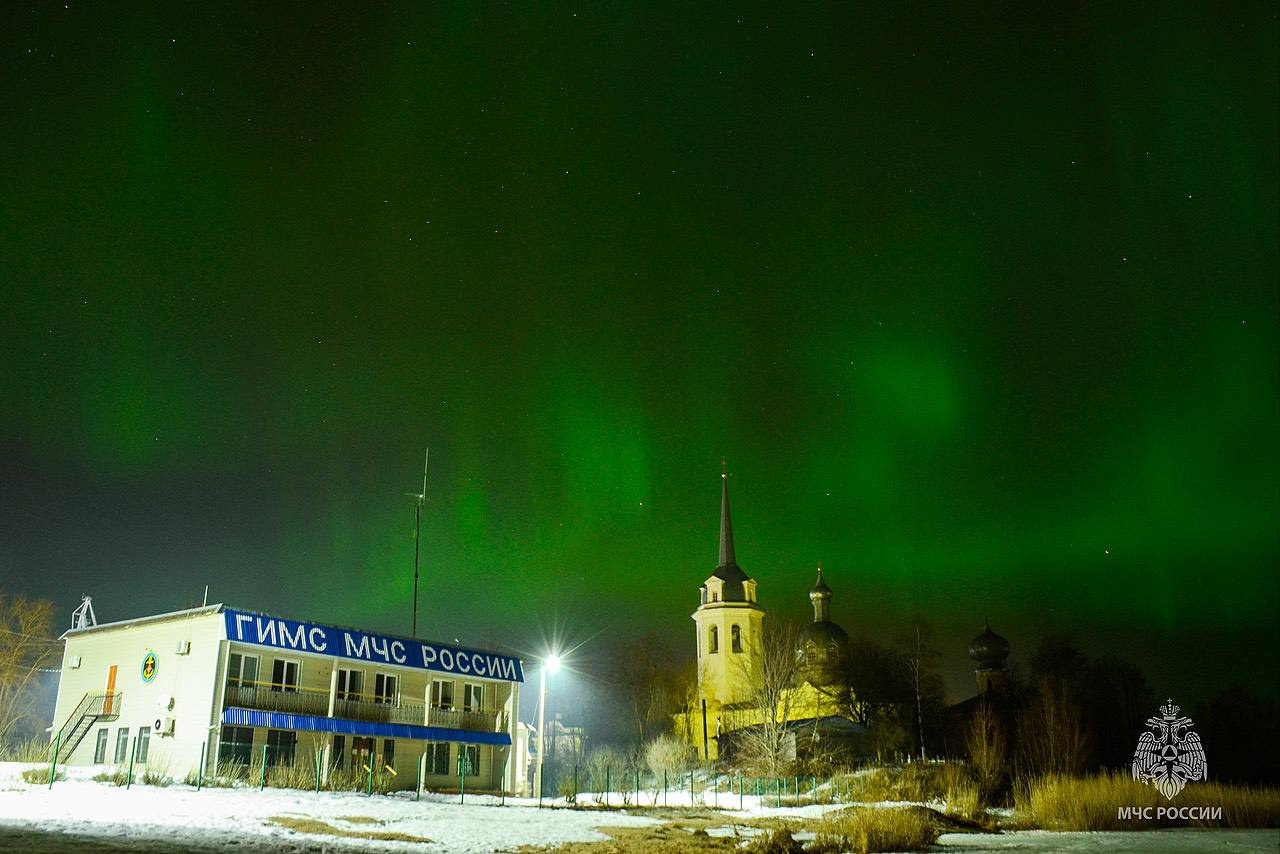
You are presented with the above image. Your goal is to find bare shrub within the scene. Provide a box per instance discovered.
[584,745,622,805]
[644,734,693,780]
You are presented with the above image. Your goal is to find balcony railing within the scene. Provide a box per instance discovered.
[223,679,504,733]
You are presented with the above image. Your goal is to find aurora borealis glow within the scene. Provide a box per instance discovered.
[2,3,1276,703]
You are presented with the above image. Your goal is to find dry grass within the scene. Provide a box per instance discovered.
[269,815,431,843]
[20,766,63,784]
[92,767,130,786]
[0,737,49,763]
[812,806,940,853]
[843,762,978,810]
[1017,771,1280,830]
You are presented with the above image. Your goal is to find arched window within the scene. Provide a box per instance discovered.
[731,624,742,653]
[709,625,719,654]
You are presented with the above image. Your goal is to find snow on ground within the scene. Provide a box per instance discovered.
[0,763,659,853]
[2,764,1276,853]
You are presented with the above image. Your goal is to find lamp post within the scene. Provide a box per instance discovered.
[533,653,561,804]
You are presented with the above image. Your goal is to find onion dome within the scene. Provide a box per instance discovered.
[968,619,1010,670]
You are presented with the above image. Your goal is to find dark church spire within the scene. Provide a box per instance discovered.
[719,459,736,567]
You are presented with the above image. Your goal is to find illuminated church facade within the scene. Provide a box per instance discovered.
[677,468,863,761]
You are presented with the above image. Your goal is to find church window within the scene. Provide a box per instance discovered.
[711,591,718,602]
[731,625,742,653]
[709,625,719,654]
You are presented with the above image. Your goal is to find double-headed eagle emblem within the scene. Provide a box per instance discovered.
[1131,699,1207,800]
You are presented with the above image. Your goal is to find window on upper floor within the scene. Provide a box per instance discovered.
[336,668,364,701]
[731,624,742,653]
[431,679,454,709]
[709,625,719,654]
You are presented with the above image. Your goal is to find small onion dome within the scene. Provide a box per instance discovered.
[809,566,832,601]
[968,619,1010,670]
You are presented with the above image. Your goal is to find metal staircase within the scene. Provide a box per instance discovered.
[50,692,122,760]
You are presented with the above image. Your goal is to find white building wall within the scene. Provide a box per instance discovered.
[52,608,224,778]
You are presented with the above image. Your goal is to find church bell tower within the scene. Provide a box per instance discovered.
[693,464,765,715]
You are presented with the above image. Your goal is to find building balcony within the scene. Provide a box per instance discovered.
[223,680,504,733]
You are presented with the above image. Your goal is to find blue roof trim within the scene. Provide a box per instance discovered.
[222,707,512,746]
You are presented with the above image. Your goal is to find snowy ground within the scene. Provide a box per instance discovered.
[1,764,1276,852]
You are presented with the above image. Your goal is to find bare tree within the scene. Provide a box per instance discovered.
[728,619,804,775]
[1017,676,1089,777]
[967,699,1007,804]
[604,633,681,748]
[897,621,939,760]
[0,594,58,744]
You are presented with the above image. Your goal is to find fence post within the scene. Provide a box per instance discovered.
[459,754,466,805]
[126,737,136,790]
[605,766,610,807]
[713,771,718,808]
[775,776,781,808]
[663,770,667,807]
[739,774,743,811]
[415,755,422,802]
[47,732,60,789]
[196,741,206,792]
[260,745,268,791]
[573,765,579,803]
[314,751,320,793]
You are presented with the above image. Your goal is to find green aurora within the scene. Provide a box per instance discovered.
[1,3,1276,702]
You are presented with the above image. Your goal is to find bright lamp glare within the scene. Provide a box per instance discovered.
[546,654,562,674]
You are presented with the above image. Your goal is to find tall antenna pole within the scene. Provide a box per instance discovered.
[411,450,429,638]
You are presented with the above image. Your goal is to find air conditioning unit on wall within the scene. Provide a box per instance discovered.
[175,640,191,655]
[160,717,175,736]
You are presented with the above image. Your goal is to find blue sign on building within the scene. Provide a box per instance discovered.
[223,608,524,682]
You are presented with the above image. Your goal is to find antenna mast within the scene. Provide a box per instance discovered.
[411,450,429,638]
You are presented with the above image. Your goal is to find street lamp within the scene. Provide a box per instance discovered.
[533,653,561,804]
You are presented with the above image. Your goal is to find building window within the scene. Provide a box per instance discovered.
[708,625,719,654]
[431,679,454,709]
[114,728,129,764]
[332,735,345,770]
[383,739,395,770]
[711,591,719,602]
[731,624,742,653]
[373,673,398,705]
[219,725,254,766]
[461,744,479,776]
[463,683,483,711]
[351,736,374,770]
[336,668,364,701]
[426,742,449,775]
[93,729,108,764]
[135,727,150,763]
[227,652,259,687]
[265,729,296,766]
[271,658,299,692]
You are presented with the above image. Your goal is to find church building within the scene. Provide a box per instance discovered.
[679,467,864,762]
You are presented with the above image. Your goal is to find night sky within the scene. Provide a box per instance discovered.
[2,3,1277,708]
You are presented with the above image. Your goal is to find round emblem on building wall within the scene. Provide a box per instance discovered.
[141,650,158,684]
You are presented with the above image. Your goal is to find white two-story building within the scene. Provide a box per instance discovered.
[51,604,524,792]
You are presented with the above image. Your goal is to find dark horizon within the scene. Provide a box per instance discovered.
[3,1,1276,725]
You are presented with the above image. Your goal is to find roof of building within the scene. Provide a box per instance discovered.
[801,619,850,647]
[809,565,832,599]
[709,466,752,600]
[59,604,224,639]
